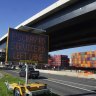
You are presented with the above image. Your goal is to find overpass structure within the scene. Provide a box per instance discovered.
[0,0,96,51]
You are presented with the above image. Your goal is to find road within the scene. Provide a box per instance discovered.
[4,69,96,96]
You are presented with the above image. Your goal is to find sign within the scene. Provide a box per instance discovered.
[6,28,48,63]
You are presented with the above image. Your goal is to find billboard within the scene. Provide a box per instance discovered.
[6,28,48,63]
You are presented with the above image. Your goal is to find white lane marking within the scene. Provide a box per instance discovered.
[48,78,96,88]
[45,79,96,93]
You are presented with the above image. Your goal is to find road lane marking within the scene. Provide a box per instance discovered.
[48,78,96,88]
[46,79,96,93]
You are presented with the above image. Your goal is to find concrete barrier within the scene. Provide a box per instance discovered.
[36,69,96,79]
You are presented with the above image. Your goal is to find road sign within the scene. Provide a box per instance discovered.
[6,28,48,63]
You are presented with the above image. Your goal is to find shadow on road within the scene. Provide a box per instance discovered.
[65,92,96,96]
[38,76,48,79]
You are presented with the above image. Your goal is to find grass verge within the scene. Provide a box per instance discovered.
[0,71,59,96]
[0,71,24,96]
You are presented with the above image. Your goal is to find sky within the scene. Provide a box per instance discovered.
[0,0,57,38]
[0,0,96,58]
[49,45,96,58]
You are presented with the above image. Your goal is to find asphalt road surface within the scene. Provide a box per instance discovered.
[4,69,96,96]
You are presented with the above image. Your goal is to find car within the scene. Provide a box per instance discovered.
[19,65,39,79]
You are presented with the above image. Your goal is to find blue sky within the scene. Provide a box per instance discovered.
[49,45,96,58]
[0,0,57,38]
[0,0,96,58]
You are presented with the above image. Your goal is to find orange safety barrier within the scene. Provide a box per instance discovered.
[84,71,93,76]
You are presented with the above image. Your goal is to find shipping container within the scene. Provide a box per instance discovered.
[48,55,69,68]
[71,51,96,68]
